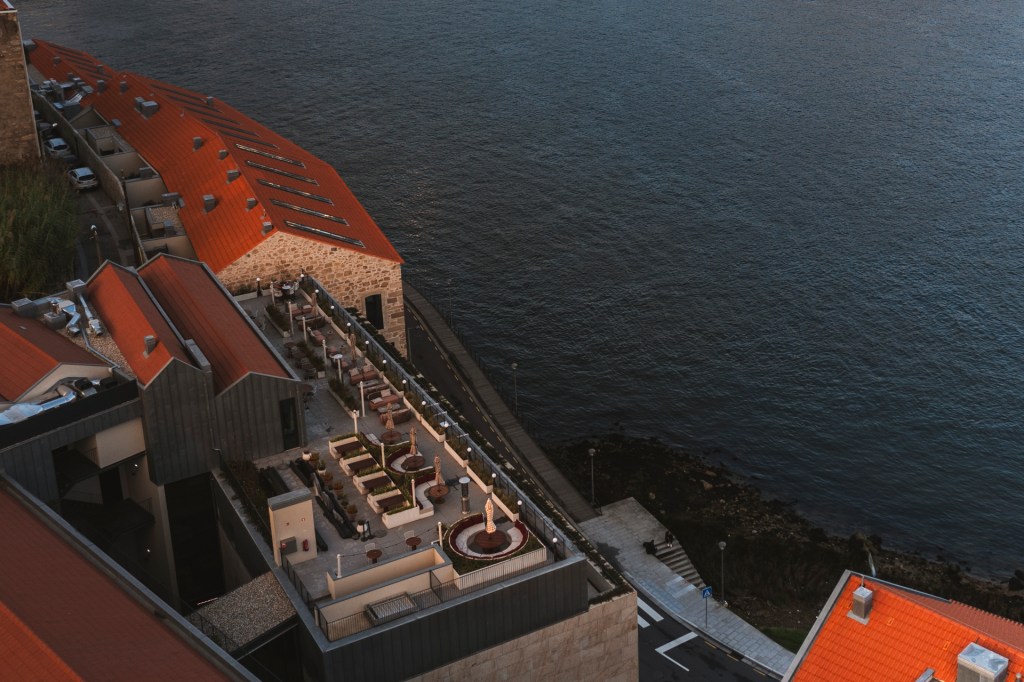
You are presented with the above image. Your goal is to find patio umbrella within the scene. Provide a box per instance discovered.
[485,499,496,534]
[409,425,417,454]
[384,404,395,431]
[434,456,442,486]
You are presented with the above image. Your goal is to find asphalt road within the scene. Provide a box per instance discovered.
[637,593,768,681]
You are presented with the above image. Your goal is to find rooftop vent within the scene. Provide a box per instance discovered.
[915,670,936,682]
[226,169,240,183]
[141,101,159,117]
[12,298,37,318]
[134,96,145,112]
[52,56,61,65]
[65,279,86,298]
[847,585,873,624]
[958,643,1009,682]
[143,335,158,356]
[97,79,106,93]
[261,221,273,235]
[193,137,204,151]
[203,194,217,212]
[111,118,121,128]
[246,197,257,210]
[218,149,228,160]
[205,96,214,106]
[119,80,128,93]
[161,192,181,206]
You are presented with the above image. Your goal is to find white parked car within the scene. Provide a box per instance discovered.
[44,136,72,159]
[67,167,98,191]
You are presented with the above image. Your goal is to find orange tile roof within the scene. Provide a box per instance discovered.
[0,485,237,680]
[789,573,1024,681]
[0,600,82,682]
[0,306,106,402]
[28,40,402,272]
[138,255,291,393]
[86,263,190,385]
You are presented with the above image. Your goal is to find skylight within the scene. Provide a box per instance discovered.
[283,220,365,248]
[257,179,332,204]
[244,160,318,185]
[270,199,349,225]
[235,144,304,167]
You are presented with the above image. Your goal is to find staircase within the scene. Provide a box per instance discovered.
[653,541,705,589]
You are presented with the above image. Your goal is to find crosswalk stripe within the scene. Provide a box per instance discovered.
[637,597,664,623]
[638,614,650,628]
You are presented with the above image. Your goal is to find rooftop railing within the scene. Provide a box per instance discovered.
[288,275,577,559]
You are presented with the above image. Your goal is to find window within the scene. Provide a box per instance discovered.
[365,294,384,331]
[279,398,299,450]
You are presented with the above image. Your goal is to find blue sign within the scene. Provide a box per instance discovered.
[701,586,713,599]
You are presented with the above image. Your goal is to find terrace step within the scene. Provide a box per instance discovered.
[654,542,705,589]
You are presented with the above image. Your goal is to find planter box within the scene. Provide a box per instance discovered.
[234,291,258,302]
[491,493,519,523]
[444,442,467,468]
[266,313,292,338]
[368,490,404,514]
[341,454,373,477]
[466,465,493,494]
[381,502,430,529]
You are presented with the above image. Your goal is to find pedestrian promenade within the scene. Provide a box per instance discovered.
[580,498,794,678]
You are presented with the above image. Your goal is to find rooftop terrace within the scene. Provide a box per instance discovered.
[211,278,584,647]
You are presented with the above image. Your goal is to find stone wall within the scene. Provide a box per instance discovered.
[412,590,639,682]
[217,231,407,355]
[0,8,38,165]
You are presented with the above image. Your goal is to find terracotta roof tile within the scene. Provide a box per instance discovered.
[85,264,190,385]
[138,255,291,393]
[29,40,402,272]
[790,574,1024,681]
[0,306,106,402]
[0,486,236,680]
[0,600,82,682]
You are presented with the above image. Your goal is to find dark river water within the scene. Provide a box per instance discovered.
[18,0,1024,578]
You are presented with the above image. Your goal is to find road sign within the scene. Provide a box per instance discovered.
[701,586,713,599]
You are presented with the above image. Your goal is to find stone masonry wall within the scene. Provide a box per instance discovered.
[0,9,38,165]
[217,231,407,355]
[412,590,639,682]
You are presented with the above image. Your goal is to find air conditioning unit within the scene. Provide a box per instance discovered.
[958,643,1009,682]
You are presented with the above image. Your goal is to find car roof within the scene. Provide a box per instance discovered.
[47,137,68,147]
[70,167,94,178]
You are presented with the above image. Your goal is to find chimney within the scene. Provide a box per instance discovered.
[143,335,158,356]
[848,585,873,623]
[246,197,257,210]
[261,221,273,235]
[203,195,217,212]
[958,643,1009,682]
[119,80,128,93]
[218,149,228,160]
[226,169,240,183]
[205,96,214,106]
[97,79,106,92]
[140,101,159,117]
[52,56,61,65]
[193,137,204,151]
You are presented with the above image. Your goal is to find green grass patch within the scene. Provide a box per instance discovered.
[0,163,79,300]
[760,626,808,653]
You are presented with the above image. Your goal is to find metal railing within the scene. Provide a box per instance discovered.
[293,275,578,558]
[281,553,316,608]
[218,451,272,546]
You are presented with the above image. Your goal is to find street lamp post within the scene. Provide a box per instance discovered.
[718,541,727,606]
[588,448,596,506]
[359,381,365,417]
[255,277,262,297]
[511,361,518,416]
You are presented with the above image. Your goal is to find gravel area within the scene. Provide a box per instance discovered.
[192,572,295,647]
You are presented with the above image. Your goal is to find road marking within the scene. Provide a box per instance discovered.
[637,598,664,623]
[655,632,697,672]
[638,614,649,629]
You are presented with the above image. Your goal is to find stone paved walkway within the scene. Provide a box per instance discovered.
[580,498,794,678]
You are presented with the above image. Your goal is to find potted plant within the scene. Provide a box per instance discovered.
[346,503,358,516]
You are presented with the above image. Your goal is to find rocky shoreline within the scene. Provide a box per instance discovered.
[546,433,1024,635]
